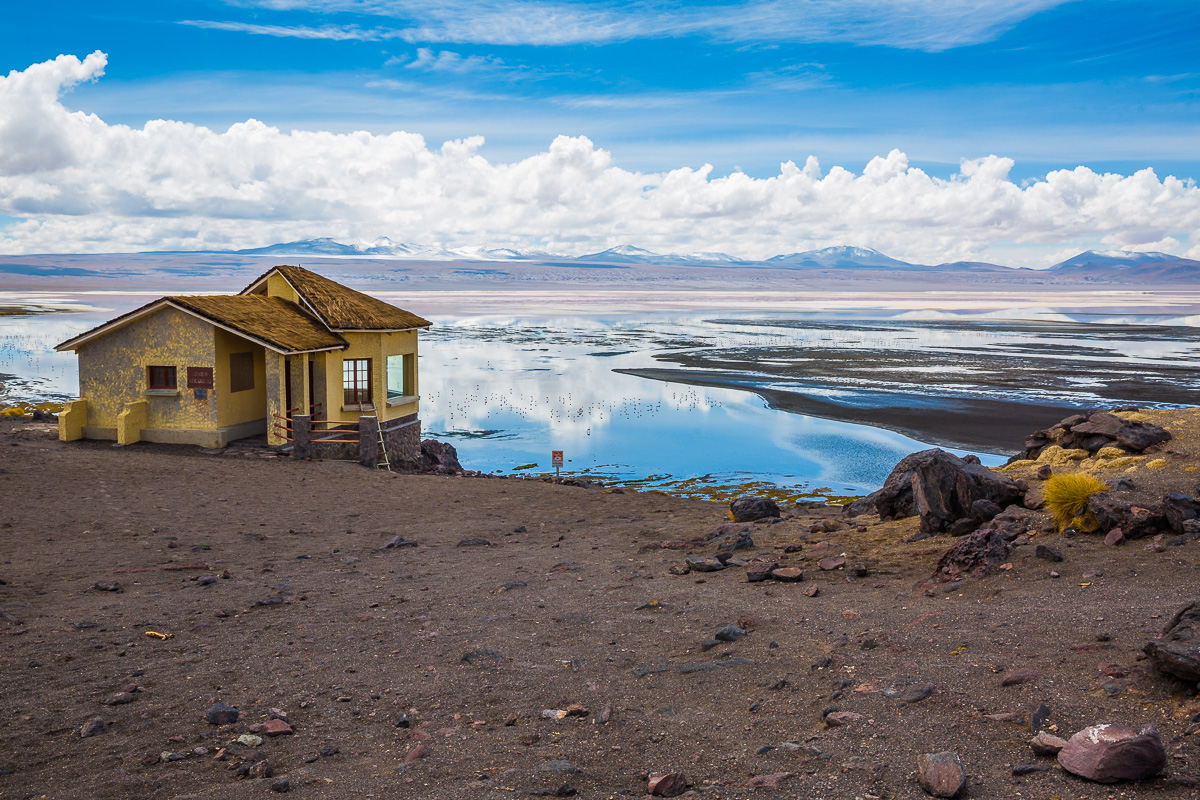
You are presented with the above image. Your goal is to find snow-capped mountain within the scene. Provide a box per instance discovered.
[574,245,745,265]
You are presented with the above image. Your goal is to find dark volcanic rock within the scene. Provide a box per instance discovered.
[1163,493,1200,535]
[80,717,109,738]
[205,703,239,725]
[1057,724,1165,783]
[1034,544,1063,562]
[729,497,780,523]
[1143,600,1200,683]
[1087,496,1169,539]
[1015,410,1170,461]
[917,751,966,797]
[871,449,1024,535]
[407,439,462,473]
[710,530,754,552]
[931,528,1011,583]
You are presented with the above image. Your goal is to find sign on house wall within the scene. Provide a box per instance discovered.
[187,367,214,389]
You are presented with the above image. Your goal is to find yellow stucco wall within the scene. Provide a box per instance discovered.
[213,328,267,428]
[77,306,219,432]
[320,330,419,423]
[266,273,300,303]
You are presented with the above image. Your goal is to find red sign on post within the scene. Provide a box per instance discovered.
[551,450,563,477]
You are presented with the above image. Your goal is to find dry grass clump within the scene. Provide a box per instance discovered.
[1044,472,1108,532]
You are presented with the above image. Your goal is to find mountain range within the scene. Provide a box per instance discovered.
[205,238,1200,277]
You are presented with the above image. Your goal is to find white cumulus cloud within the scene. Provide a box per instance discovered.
[2,53,1199,265]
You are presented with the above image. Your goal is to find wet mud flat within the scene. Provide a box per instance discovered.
[621,319,1200,454]
[3,414,1200,798]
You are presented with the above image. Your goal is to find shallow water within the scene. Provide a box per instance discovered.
[4,288,1197,501]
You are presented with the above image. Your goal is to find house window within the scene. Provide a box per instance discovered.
[343,358,372,405]
[229,352,255,393]
[386,353,415,401]
[148,365,177,390]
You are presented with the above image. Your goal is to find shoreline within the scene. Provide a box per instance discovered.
[619,366,1074,454]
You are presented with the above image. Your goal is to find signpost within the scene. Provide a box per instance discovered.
[552,450,563,478]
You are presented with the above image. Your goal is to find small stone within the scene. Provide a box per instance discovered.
[747,772,795,789]
[900,683,934,704]
[80,717,108,738]
[206,703,239,725]
[1104,528,1125,546]
[917,751,966,798]
[685,556,725,572]
[730,496,780,523]
[771,567,804,582]
[596,702,613,724]
[818,556,846,571]
[457,538,491,547]
[255,719,293,736]
[1030,702,1051,731]
[648,772,688,797]
[248,759,274,779]
[539,759,581,774]
[700,638,721,651]
[746,563,778,582]
[106,692,136,705]
[268,708,288,721]
[1057,724,1165,783]
[405,744,430,762]
[1031,732,1068,756]
[715,625,747,642]
[1000,668,1039,687]
[237,734,263,747]
[382,535,418,549]
[270,778,291,793]
[93,581,121,592]
[319,745,340,757]
[1013,762,1050,775]
[1034,544,1063,562]
[824,711,863,727]
[1036,465,1052,480]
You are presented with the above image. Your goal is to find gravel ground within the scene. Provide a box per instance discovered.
[2,411,1200,799]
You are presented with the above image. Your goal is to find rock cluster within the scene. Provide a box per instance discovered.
[1015,410,1170,462]
[853,449,1024,535]
[396,439,463,474]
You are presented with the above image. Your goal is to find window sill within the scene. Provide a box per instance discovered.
[144,389,180,397]
[341,403,374,412]
[386,395,419,407]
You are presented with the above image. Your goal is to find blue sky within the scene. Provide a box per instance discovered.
[1,1,1199,262]
[7,0,1199,179]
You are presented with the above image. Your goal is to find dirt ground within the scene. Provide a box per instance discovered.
[2,411,1200,800]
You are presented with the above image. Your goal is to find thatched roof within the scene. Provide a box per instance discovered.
[169,295,347,353]
[244,265,432,331]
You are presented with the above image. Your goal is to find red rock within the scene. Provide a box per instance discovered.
[407,729,431,741]
[818,556,846,571]
[1000,668,1039,686]
[80,717,108,738]
[404,743,430,763]
[803,584,820,597]
[563,704,589,717]
[648,772,687,797]
[824,711,863,727]
[1057,724,1165,783]
[260,718,293,736]
[747,772,795,789]
[917,751,966,797]
[746,563,778,582]
[1104,529,1125,546]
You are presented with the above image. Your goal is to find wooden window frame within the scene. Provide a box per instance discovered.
[148,365,177,390]
[343,358,372,406]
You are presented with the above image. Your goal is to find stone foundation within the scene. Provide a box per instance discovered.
[382,414,420,464]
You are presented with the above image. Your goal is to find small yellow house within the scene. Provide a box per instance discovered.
[55,265,431,463]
